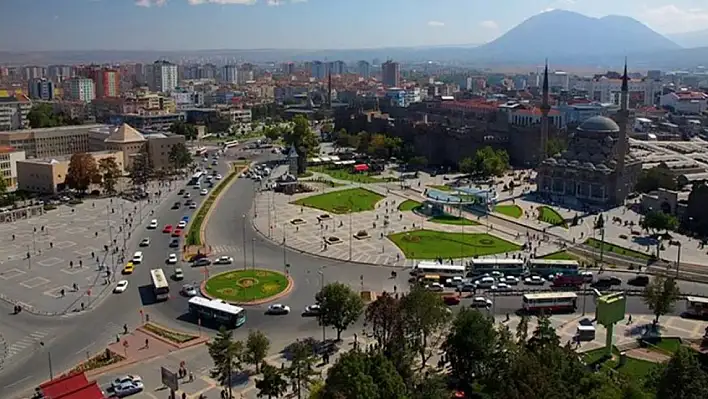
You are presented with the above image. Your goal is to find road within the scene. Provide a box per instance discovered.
[2,145,708,397]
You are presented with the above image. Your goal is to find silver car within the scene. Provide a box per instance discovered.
[181,284,198,297]
[114,381,144,397]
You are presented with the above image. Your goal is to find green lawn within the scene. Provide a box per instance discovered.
[540,251,579,261]
[648,338,683,355]
[398,200,421,211]
[537,206,568,228]
[204,269,289,303]
[428,185,452,191]
[494,204,523,218]
[428,214,479,226]
[292,188,384,214]
[584,238,651,261]
[388,230,521,259]
[310,165,395,184]
[582,347,658,382]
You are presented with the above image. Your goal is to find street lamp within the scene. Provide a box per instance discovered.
[282,228,287,271]
[318,268,326,342]
[242,214,247,270]
[251,237,256,270]
[39,341,53,380]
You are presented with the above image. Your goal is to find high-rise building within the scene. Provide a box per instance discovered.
[282,62,295,75]
[47,65,73,83]
[28,78,55,101]
[381,61,400,87]
[93,69,120,98]
[328,61,347,75]
[357,61,371,78]
[66,77,96,103]
[153,61,178,93]
[222,65,238,84]
[311,61,326,80]
[22,66,45,81]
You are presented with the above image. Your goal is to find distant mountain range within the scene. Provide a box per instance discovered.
[668,29,708,49]
[3,10,708,69]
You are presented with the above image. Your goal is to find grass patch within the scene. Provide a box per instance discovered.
[302,178,346,188]
[398,200,422,211]
[494,204,523,218]
[582,347,658,381]
[584,238,651,261]
[143,323,198,344]
[645,338,683,355]
[537,206,568,228]
[186,165,243,245]
[299,171,314,178]
[205,269,289,303]
[310,165,396,184]
[388,230,521,259]
[72,349,125,373]
[293,188,384,214]
[428,185,452,191]
[428,214,479,226]
[540,250,579,261]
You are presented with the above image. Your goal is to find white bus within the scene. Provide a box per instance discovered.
[188,171,205,186]
[527,259,580,277]
[188,297,247,328]
[468,259,526,276]
[522,292,577,313]
[222,140,239,149]
[413,262,466,277]
[195,146,208,156]
[685,296,708,318]
[150,269,170,301]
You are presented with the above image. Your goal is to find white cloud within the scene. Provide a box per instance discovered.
[640,5,708,34]
[427,21,445,27]
[480,20,498,29]
[135,0,166,7]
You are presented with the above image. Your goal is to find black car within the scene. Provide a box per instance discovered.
[178,189,185,195]
[628,275,650,287]
[169,238,180,248]
[171,202,181,209]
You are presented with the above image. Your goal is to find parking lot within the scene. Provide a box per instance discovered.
[0,197,158,314]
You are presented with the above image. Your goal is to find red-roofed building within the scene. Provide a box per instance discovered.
[660,91,708,114]
[39,372,106,399]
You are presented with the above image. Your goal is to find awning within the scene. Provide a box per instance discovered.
[354,164,369,172]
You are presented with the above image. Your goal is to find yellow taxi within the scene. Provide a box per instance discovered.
[122,262,135,274]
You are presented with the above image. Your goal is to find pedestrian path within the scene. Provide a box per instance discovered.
[5,328,55,361]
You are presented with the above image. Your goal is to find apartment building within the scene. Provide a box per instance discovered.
[0,147,26,191]
[65,77,96,103]
[28,78,55,101]
[382,61,401,88]
[0,125,103,158]
[0,95,32,130]
[153,61,178,93]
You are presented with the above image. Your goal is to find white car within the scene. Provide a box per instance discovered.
[500,276,520,285]
[139,238,150,247]
[147,219,158,229]
[178,220,187,229]
[114,381,144,397]
[524,276,546,285]
[181,284,198,297]
[475,277,495,288]
[581,271,594,282]
[267,304,290,315]
[113,280,129,294]
[112,375,142,390]
[215,174,222,180]
[200,189,208,196]
[303,304,321,316]
[189,202,197,209]
[167,254,178,264]
[491,283,511,292]
[214,256,234,265]
[425,283,445,292]
[470,297,493,308]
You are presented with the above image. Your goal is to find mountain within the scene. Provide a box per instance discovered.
[668,29,708,48]
[472,10,680,64]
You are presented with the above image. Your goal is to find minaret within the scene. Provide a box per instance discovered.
[539,59,551,161]
[327,72,332,109]
[616,59,630,174]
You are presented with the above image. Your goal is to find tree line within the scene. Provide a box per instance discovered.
[27,103,84,129]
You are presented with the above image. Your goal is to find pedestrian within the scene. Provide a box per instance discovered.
[79,260,82,268]
[73,282,78,291]
[50,242,53,249]
[69,261,73,268]
[60,288,65,297]
[124,324,128,334]
[145,338,149,348]
[12,234,15,240]
[189,371,193,382]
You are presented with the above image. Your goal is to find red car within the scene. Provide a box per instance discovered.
[443,295,461,306]
[163,225,173,233]
[171,229,182,237]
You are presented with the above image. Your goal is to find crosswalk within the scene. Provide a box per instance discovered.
[209,245,243,255]
[5,328,55,360]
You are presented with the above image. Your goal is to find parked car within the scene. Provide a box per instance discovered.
[111,375,142,390]
[425,283,445,292]
[524,276,546,285]
[500,276,520,285]
[163,225,173,233]
[491,283,512,292]
[178,220,187,229]
[628,275,650,287]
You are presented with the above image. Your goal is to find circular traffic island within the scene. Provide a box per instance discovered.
[202,269,292,305]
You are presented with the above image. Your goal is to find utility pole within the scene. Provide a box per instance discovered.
[282,228,287,271]
[242,214,247,270]
[318,269,325,342]
[251,238,256,270]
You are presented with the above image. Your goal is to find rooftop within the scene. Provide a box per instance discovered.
[20,150,120,164]
[578,116,620,133]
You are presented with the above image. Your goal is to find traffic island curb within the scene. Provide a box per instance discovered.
[199,269,294,306]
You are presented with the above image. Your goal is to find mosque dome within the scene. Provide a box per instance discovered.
[578,116,620,133]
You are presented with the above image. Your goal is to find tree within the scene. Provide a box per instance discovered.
[407,156,428,170]
[207,326,244,399]
[642,276,681,323]
[283,115,319,173]
[368,134,389,159]
[129,153,153,187]
[683,182,708,236]
[594,213,605,230]
[459,157,475,174]
[515,314,529,342]
[316,282,365,341]
[286,340,319,398]
[245,330,270,373]
[443,308,498,394]
[641,211,678,233]
[400,286,451,367]
[546,137,567,157]
[27,103,80,129]
[411,373,449,399]
[263,125,282,142]
[255,363,288,399]
[365,292,402,352]
[169,121,198,140]
[649,346,708,399]
[98,157,121,194]
[168,142,192,171]
[468,146,510,178]
[323,350,380,399]
[527,313,560,349]
[65,153,99,193]
[0,174,8,195]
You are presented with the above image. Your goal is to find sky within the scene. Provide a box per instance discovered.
[1,0,708,51]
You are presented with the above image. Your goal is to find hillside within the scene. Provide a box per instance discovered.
[668,29,708,48]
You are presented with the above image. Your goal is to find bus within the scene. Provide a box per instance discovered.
[188,297,247,328]
[527,259,580,277]
[222,140,239,149]
[150,269,170,301]
[412,262,466,278]
[188,171,205,186]
[551,274,586,289]
[685,296,708,318]
[468,259,526,276]
[195,147,208,156]
[522,292,577,313]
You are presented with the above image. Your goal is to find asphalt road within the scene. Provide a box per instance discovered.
[0,147,705,397]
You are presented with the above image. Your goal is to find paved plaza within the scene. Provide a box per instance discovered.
[0,196,161,315]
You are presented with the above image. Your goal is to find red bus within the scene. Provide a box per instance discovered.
[522,292,577,313]
[551,274,585,289]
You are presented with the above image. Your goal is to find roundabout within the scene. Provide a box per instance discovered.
[202,268,292,305]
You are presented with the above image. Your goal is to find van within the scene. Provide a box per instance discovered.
[132,251,144,264]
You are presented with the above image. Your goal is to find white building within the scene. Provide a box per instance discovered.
[153,61,178,93]
[659,91,708,114]
[0,148,26,191]
[549,71,569,90]
[404,87,422,105]
[0,97,32,130]
[222,65,238,84]
[170,88,195,107]
[579,77,662,106]
[237,69,254,85]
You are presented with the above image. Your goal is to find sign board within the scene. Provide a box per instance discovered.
[161,366,179,391]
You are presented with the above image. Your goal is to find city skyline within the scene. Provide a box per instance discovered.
[1,0,707,51]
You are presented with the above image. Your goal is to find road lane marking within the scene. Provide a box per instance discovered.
[75,342,95,355]
[5,376,30,388]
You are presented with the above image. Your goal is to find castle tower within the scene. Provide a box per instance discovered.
[539,60,551,161]
[616,59,629,174]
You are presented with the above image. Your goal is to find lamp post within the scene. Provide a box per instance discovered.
[251,237,256,270]
[39,341,53,380]
[242,214,247,270]
[318,268,326,342]
[673,241,682,277]
[282,228,287,271]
